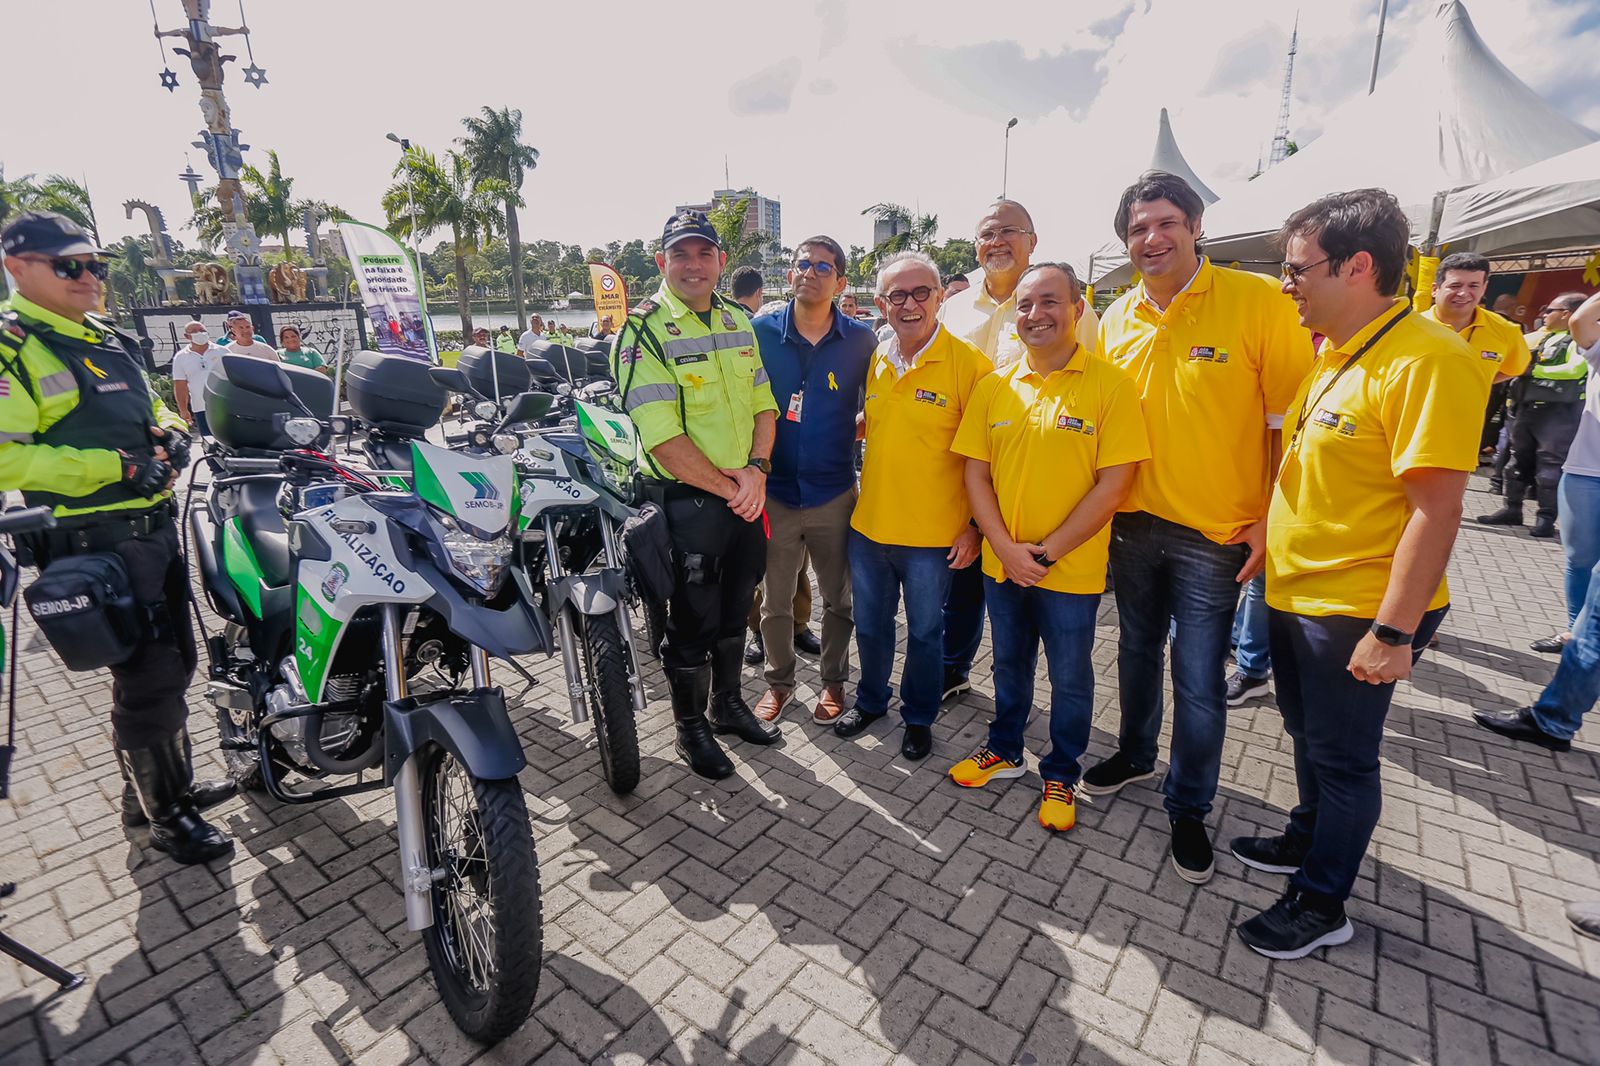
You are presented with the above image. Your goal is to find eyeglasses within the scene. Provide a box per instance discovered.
[17,255,109,281]
[976,226,1032,245]
[792,260,836,276]
[883,286,935,307]
[1281,257,1330,283]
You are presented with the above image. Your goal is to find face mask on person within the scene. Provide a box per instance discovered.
[190,331,211,346]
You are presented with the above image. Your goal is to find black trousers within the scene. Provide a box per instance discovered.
[1507,401,1582,517]
[656,485,767,671]
[54,521,198,750]
[1480,380,1509,453]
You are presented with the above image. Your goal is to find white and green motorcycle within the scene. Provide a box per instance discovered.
[192,354,542,1045]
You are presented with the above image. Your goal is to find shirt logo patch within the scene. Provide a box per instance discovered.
[1338,417,1357,436]
[1481,350,1501,361]
[665,323,682,336]
[1189,346,1230,363]
[673,353,708,365]
[0,379,9,398]
[94,381,130,393]
[914,389,948,407]
[1056,414,1096,435]
[990,419,1012,428]
[1312,408,1340,429]
[721,311,737,331]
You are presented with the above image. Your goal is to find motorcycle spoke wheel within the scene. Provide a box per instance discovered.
[571,607,641,795]
[418,747,541,1044]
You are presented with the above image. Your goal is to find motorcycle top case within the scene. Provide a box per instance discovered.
[455,345,532,401]
[346,350,448,435]
[204,355,335,451]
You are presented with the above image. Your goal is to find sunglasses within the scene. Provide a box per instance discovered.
[18,255,110,281]
[1280,257,1330,283]
[792,260,836,276]
[883,286,935,307]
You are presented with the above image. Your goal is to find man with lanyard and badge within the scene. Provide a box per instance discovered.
[1232,189,1480,959]
[0,211,232,865]
[611,210,781,780]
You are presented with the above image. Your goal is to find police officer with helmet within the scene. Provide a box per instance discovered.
[612,210,781,778]
[0,211,233,865]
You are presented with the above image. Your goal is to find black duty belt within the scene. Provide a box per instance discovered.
[639,477,718,503]
[46,501,174,555]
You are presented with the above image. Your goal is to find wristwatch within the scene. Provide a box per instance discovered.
[1370,622,1414,647]
[747,457,772,475]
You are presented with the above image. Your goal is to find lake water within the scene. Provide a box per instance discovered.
[436,309,597,332]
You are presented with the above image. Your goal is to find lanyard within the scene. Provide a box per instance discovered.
[1289,307,1410,450]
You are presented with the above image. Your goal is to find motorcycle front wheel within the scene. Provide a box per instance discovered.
[418,745,541,1044]
[568,606,641,794]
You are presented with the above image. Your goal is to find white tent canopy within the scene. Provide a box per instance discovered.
[1438,141,1600,256]
[1086,108,1219,285]
[1194,0,1595,267]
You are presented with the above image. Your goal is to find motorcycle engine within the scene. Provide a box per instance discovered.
[264,672,364,770]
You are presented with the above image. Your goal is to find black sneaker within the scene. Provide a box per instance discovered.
[1230,834,1307,875]
[1170,817,1214,884]
[1476,505,1524,526]
[1077,752,1156,797]
[1237,891,1353,959]
[1225,670,1270,707]
[941,669,971,703]
[1531,516,1558,539]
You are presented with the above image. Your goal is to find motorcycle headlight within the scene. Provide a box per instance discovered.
[436,514,512,595]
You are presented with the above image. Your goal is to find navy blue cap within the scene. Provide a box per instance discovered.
[1,211,110,258]
[661,210,721,250]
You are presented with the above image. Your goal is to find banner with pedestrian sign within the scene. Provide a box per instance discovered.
[589,262,628,337]
[338,219,437,363]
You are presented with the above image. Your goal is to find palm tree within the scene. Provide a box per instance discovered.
[860,202,940,277]
[458,107,540,332]
[382,147,508,336]
[707,194,768,273]
[238,150,315,261]
[1,169,113,307]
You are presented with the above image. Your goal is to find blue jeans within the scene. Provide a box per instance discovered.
[850,531,953,726]
[1109,512,1249,820]
[1269,606,1447,901]
[943,556,985,677]
[1231,573,1270,679]
[1557,472,1600,630]
[984,577,1100,784]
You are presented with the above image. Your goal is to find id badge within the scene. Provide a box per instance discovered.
[786,391,804,422]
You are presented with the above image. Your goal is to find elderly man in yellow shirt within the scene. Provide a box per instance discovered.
[1230,189,1481,960]
[936,199,1102,707]
[946,263,1149,833]
[837,251,992,761]
[1081,171,1315,886]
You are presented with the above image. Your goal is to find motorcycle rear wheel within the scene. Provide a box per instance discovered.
[418,745,541,1044]
[568,607,641,795]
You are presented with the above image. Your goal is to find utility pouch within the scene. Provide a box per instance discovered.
[620,502,675,607]
[24,553,142,670]
[679,551,723,586]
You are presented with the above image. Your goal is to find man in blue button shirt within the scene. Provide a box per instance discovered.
[751,236,876,725]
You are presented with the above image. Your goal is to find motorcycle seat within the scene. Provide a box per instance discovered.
[238,480,293,590]
[362,437,415,472]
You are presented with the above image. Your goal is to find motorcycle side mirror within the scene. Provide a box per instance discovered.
[428,366,470,393]
[497,390,554,429]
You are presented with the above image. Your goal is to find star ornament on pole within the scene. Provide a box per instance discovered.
[242,63,268,87]
[158,68,179,91]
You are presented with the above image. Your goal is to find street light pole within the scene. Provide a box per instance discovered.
[385,132,421,283]
[1368,0,1390,94]
[1002,117,1019,198]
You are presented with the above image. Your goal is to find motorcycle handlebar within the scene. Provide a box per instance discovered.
[0,506,58,536]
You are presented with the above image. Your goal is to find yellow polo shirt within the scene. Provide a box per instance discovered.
[1422,305,1530,387]
[941,278,1100,367]
[854,326,993,547]
[953,347,1150,593]
[1099,258,1314,542]
[1267,301,1481,617]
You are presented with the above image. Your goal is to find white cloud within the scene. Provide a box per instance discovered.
[4,0,1593,273]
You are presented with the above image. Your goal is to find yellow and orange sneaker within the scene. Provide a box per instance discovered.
[948,746,1025,788]
[1039,781,1076,831]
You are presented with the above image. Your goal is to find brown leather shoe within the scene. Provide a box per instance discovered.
[813,685,846,724]
[754,688,788,723]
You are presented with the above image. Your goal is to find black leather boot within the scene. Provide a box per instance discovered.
[708,637,780,745]
[667,664,735,780]
[119,730,235,827]
[123,732,235,865]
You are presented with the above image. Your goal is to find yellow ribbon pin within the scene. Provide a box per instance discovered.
[82,358,108,380]
[684,373,705,389]
[827,371,838,391]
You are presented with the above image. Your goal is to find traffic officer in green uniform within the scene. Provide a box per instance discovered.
[612,210,781,778]
[1481,292,1591,538]
[0,211,233,865]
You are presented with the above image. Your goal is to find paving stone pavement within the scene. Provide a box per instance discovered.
[2,473,1598,1065]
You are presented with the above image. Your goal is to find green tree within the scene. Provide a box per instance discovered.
[933,238,978,278]
[707,194,768,273]
[860,203,939,277]
[1,169,111,306]
[237,150,311,261]
[382,146,507,335]
[458,106,540,331]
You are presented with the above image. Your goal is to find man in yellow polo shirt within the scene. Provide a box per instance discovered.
[946,263,1149,832]
[1230,189,1480,960]
[937,199,1101,706]
[839,251,992,760]
[1422,251,1529,458]
[1081,171,1314,886]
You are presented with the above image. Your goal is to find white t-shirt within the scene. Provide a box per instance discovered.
[1563,338,1600,477]
[224,339,280,360]
[517,329,540,354]
[171,345,220,412]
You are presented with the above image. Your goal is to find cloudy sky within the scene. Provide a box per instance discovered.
[6,0,1598,268]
